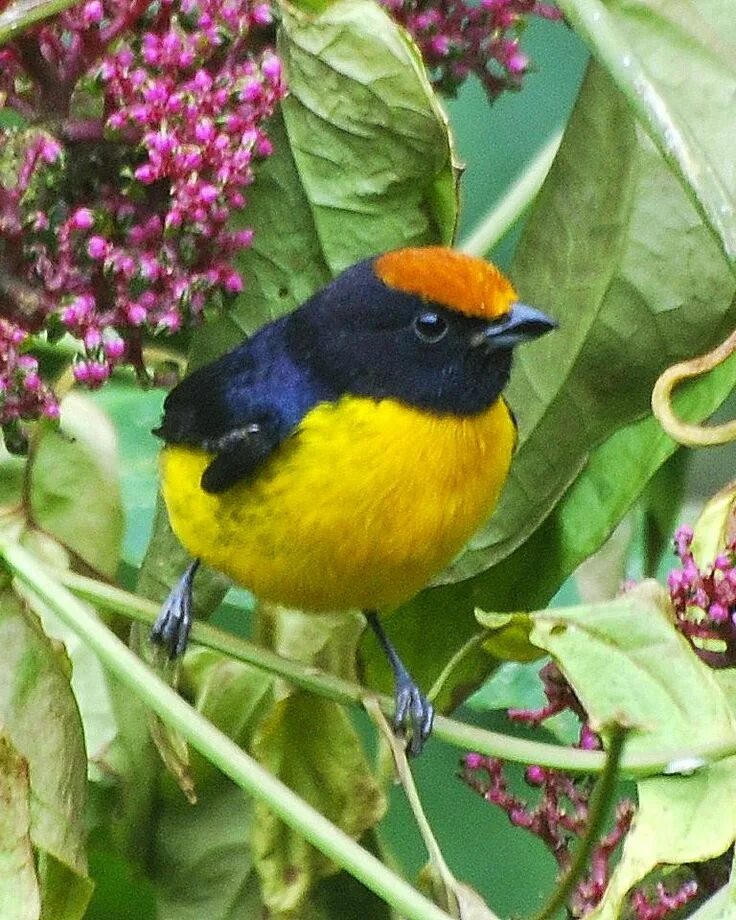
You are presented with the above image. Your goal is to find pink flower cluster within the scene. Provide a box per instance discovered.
[464,751,635,916]
[461,662,698,917]
[0,0,284,429]
[380,0,561,99]
[668,525,736,667]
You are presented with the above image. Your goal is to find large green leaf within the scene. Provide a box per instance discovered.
[557,0,736,263]
[227,0,457,341]
[152,782,262,920]
[251,691,386,915]
[529,582,736,919]
[29,393,124,579]
[0,589,92,918]
[445,59,736,582]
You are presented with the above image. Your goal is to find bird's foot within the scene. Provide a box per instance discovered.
[394,673,435,757]
[150,560,199,659]
[364,609,435,756]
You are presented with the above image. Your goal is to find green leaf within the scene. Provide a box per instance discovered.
[0,733,40,920]
[227,0,457,339]
[530,581,736,752]
[443,59,736,582]
[251,692,386,914]
[687,885,736,920]
[466,661,546,714]
[20,589,117,781]
[181,647,273,789]
[528,582,736,918]
[151,781,262,920]
[690,479,736,568]
[0,588,92,918]
[29,393,124,578]
[556,0,736,263]
[474,610,543,663]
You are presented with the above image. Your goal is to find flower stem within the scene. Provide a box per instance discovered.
[459,128,563,258]
[57,569,736,778]
[1,540,454,920]
[554,0,736,270]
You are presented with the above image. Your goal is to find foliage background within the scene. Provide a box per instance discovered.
[2,1,736,918]
[78,19,589,916]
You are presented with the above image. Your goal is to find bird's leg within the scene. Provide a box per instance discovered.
[150,559,200,659]
[364,609,434,756]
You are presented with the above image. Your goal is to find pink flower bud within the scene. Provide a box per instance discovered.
[70,208,94,230]
[103,337,125,360]
[261,54,282,84]
[134,163,157,184]
[252,4,272,25]
[87,236,109,259]
[525,765,545,785]
[199,183,219,204]
[82,0,103,26]
[223,269,243,293]
[84,328,102,349]
[506,50,529,75]
[73,362,91,383]
[127,303,148,325]
[709,602,729,623]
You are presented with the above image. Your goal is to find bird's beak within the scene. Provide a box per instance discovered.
[473,302,557,350]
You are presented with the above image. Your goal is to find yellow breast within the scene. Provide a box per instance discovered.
[160,396,516,612]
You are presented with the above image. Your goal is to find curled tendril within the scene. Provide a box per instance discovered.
[651,326,736,447]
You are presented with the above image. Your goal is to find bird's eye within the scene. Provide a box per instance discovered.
[413,311,448,344]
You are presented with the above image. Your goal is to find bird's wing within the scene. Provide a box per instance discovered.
[154,341,291,494]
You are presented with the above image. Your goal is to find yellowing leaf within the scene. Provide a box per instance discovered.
[0,733,40,920]
[0,588,92,918]
[251,692,386,914]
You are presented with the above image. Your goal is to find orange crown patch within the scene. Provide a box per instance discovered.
[375,247,517,320]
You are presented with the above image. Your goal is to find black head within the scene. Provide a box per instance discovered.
[286,248,556,416]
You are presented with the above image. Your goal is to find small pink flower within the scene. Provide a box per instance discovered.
[70,208,94,231]
[87,236,109,260]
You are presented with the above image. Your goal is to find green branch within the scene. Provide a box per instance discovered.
[58,569,736,778]
[555,0,736,270]
[0,0,81,44]
[459,128,563,258]
[1,541,453,920]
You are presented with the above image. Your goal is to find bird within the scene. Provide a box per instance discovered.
[151,246,555,754]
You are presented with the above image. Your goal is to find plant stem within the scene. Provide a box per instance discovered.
[58,569,736,778]
[1,541,453,920]
[0,0,80,45]
[459,128,563,258]
[555,0,736,271]
[529,724,628,920]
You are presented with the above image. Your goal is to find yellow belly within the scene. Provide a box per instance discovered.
[160,396,515,611]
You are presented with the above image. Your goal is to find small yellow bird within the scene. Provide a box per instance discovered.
[152,246,555,753]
